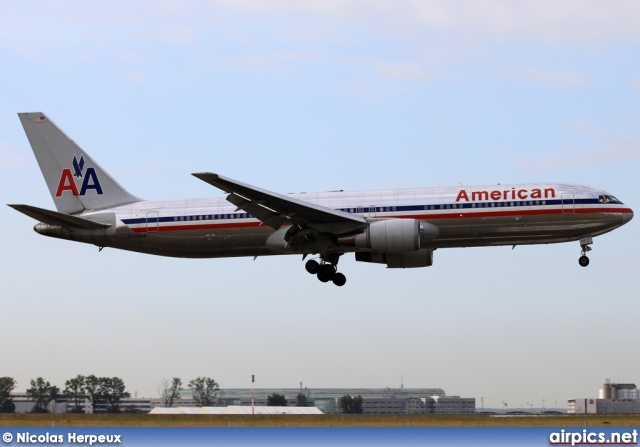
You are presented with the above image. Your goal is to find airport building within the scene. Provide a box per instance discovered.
[9,393,151,414]
[8,387,474,414]
[150,387,476,415]
[568,380,640,414]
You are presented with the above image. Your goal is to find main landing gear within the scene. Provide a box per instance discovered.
[578,236,593,267]
[304,255,347,286]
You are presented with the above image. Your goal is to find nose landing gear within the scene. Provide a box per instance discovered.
[578,236,593,267]
[304,256,347,286]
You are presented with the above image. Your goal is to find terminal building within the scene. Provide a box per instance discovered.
[150,387,476,415]
[568,380,640,414]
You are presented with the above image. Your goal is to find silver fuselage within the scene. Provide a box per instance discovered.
[34,182,633,259]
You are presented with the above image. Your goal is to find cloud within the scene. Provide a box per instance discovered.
[2,1,639,58]
[234,50,336,73]
[124,72,146,83]
[510,131,640,172]
[211,0,640,45]
[136,23,198,44]
[281,23,342,43]
[523,68,588,90]
[373,61,431,81]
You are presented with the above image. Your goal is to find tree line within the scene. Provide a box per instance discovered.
[158,377,220,407]
[1,375,364,413]
[0,375,130,413]
[0,375,224,413]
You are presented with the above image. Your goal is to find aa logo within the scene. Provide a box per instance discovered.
[55,155,104,197]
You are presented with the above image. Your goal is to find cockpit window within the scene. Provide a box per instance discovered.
[598,195,620,203]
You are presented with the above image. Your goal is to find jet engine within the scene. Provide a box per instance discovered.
[337,219,439,252]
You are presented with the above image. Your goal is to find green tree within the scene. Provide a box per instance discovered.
[64,375,86,413]
[159,377,182,407]
[0,377,16,413]
[101,377,129,413]
[84,375,102,413]
[267,393,288,406]
[26,377,59,413]
[188,377,219,407]
[340,395,363,414]
[295,393,308,407]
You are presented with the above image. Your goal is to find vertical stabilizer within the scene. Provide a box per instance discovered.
[18,112,140,213]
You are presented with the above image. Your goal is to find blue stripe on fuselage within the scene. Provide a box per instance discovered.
[120,198,618,226]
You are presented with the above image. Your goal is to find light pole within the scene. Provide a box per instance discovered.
[251,374,255,415]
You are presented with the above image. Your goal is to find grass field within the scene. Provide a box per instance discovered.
[1,414,639,427]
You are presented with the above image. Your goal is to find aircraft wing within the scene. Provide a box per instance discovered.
[192,173,367,232]
[8,204,111,230]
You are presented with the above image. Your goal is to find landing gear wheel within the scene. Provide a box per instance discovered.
[332,273,347,287]
[312,253,345,285]
[305,259,320,274]
[578,237,593,268]
[320,263,336,278]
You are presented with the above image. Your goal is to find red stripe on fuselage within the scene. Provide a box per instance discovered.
[131,221,263,233]
[127,207,631,233]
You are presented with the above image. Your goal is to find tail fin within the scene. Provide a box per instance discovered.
[18,112,140,213]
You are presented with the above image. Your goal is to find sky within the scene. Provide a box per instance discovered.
[0,1,638,410]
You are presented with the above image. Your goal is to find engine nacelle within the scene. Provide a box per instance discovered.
[337,219,438,253]
[265,226,291,253]
[355,249,434,268]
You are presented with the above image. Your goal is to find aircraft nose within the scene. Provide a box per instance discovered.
[622,210,634,225]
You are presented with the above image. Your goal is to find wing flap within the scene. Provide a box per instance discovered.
[226,192,287,230]
[8,204,111,229]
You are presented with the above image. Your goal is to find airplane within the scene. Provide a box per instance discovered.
[9,112,634,286]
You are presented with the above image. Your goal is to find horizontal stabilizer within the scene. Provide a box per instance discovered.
[8,204,111,230]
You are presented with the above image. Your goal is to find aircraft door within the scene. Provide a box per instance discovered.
[561,193,575,214]
[146,211,159,232]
